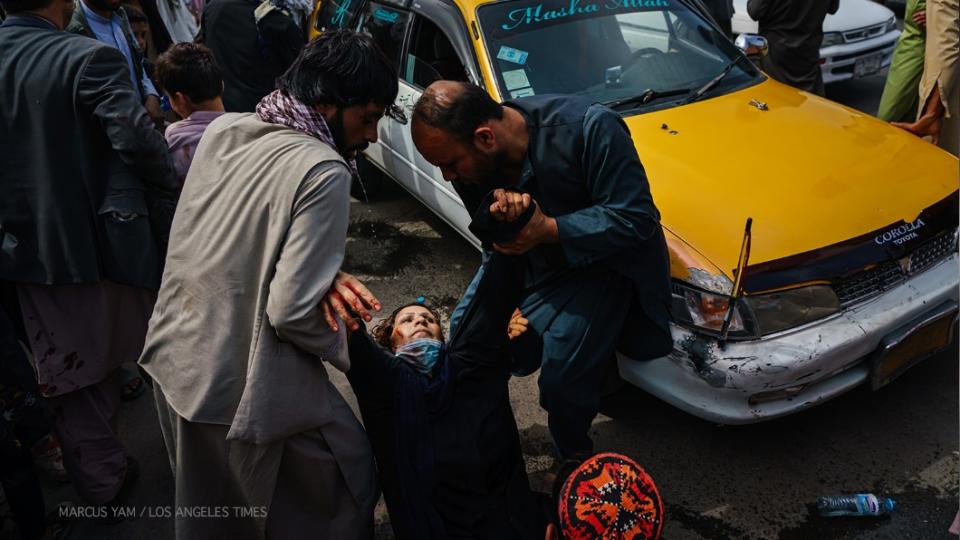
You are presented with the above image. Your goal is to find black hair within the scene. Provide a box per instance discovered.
[0,0,53,15]
[276,30,399,109]
[371,302,445,352]
[412,81,504,145]
[125,5,147,23]
[153,43,223,103]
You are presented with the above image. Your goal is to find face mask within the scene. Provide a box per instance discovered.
[395,338,443,376]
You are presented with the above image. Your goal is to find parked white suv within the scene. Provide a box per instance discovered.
[732,0,900,84]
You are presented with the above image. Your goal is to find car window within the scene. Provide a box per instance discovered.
[357,2,411,70]
[476,0,759,106]
[614,10,670,53]
[403,16,468,88]
[316,0,365,33]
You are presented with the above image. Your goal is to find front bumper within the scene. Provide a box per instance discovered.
[618,252,958,424]
[820,30,900,84]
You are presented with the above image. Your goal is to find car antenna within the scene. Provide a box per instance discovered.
[719,217,752,348]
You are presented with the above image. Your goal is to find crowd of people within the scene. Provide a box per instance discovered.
[0,0,957,539]
[0,0,672,534]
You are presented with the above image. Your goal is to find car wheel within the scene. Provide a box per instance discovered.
[351,155,392,202]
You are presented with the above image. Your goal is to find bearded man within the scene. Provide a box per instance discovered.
[408,81,673,466]
[138,31,399,540]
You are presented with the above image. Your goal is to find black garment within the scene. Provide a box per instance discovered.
[452,96,673,361]
[347,253,546,540]
[0,16,176,289]
[135,0,174,54]
[200,0,304,112]
[746,0,840,95]
[700,0,734,36]
[0,304,47,540]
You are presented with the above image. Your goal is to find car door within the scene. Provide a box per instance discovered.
[355,1,418,189]
[389,9,480,245]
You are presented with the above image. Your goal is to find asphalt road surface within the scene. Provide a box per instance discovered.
[25,73,959,540]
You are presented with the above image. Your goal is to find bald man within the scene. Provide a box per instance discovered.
[408,81,673,463]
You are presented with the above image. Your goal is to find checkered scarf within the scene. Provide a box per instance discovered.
[256,90,358,176]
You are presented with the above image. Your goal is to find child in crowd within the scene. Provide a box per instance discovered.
[125,6,153,64]
[153,43,225,187]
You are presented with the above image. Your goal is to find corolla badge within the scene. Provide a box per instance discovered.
[875,218,926,246]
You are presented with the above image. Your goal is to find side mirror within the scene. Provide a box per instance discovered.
[735,33,768,60]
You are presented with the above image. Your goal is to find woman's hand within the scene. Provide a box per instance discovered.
[489,189,532,222]
[507,308,529,340]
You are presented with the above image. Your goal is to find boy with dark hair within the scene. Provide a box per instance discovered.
[154,42,224,186]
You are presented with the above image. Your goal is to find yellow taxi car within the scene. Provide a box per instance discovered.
[309,0,959,423]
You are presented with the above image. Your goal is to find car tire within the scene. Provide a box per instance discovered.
[351,155,392,201]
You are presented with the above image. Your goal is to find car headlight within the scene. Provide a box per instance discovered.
[742,285,841,336]
[884,16,897,34]
[672,283,753,338]
[821,32,844,48]
[671,282,842,339]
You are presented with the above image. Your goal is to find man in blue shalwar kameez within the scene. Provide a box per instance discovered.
[410,81,673,462]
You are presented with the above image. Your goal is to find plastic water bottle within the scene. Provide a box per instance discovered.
[816,494,896,517]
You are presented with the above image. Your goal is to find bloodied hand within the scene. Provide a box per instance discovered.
[321,271,382,332]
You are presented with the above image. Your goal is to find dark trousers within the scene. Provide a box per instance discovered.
[452,261,634,459]
[49,370,128,504]
[1,445,46,540]
[0,301,46,540]
[519,265,633,459]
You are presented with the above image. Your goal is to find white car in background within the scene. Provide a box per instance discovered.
[732,0,900,84]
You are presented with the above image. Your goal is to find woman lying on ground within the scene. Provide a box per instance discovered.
[314,191,543,539]
[343,248,546,540]
[324,192,664,539]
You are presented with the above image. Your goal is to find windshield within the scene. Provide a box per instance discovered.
[477,0,761,110]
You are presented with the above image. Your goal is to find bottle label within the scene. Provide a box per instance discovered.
[856,494,880,515]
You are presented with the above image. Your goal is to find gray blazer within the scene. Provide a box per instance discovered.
[140,113,354,445]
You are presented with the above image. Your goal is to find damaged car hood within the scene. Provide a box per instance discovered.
[625,78,959,289]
